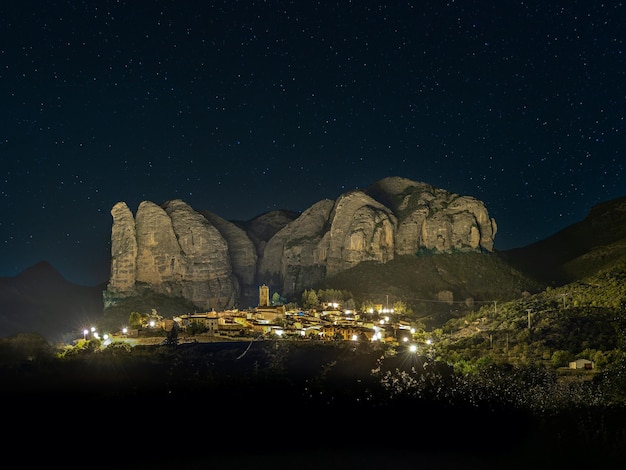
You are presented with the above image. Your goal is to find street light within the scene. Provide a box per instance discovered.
[83,329,88,340]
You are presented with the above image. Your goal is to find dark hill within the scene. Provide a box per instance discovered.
[0,261,105,343]
[500,195,626,285]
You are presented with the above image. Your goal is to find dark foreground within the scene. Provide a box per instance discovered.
[4,340,626,469]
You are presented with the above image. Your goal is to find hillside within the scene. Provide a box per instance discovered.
[0,261,105,343]
[500,194,626,285]
[316,252,544,328]
[433,194,626,371]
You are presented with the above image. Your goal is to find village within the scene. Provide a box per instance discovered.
[109,284,420,348]
[102,285,596,372]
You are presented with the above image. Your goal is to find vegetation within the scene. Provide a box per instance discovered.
[102,290,198,332]
[431,260,626,374]
[312,252,544,328]
[1,334,625,463]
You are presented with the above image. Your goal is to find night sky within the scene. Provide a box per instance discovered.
[1,1,624,286]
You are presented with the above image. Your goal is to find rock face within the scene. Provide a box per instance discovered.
[108,199,238,311]
[106,177,497,310]
[199,209,258,302]
[108,202,137,293]
[366,178,496,254]
[257,199,335,294]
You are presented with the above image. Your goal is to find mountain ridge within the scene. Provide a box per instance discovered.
[0,262,106,343]
[105,176,498,312]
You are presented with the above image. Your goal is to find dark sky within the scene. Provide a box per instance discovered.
[1,1,624,286]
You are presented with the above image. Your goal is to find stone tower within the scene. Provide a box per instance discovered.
[259,284,270,307]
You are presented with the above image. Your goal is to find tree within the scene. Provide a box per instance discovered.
[360,299,375,313]
[128,311,143,329]
[271,292,282,305]
[393,300,408,315]
[0,333,54,365]
[301,289,319,310]
[164,323,180,347]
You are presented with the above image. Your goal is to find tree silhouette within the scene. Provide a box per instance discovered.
[164,322,180,347]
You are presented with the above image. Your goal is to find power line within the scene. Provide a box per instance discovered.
[410,297,504,305]
[236,334,264,360]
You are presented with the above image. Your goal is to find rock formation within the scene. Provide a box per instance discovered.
[105,177,497,310]
[107,199,238,311]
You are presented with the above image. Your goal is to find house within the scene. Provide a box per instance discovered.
[569,358,594,370]
[321,324,374,341]
[218,322,246,337]
[177,312,220,334]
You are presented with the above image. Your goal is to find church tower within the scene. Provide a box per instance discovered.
[259,284,270,307]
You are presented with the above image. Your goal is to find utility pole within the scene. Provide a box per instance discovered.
[493,301,497,316]
[527,308,532,329]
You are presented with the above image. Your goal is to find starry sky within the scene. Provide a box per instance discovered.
[1,1,624,286]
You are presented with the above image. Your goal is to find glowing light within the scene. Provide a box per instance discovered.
[371,327,383,341]
[409,344,418,353]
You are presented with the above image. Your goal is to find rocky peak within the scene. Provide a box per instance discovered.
[107,199,238,311]
[105,177,497,310]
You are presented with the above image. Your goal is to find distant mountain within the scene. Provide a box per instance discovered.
[0,261,105,343]
[500,195,626,285]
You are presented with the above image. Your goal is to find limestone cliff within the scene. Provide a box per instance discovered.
[105,177,497,310]
[257,199,335,294]
[365,177,496,254]
[107,199,238,311]
[199,209,258,301]
[108,202,137,293]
